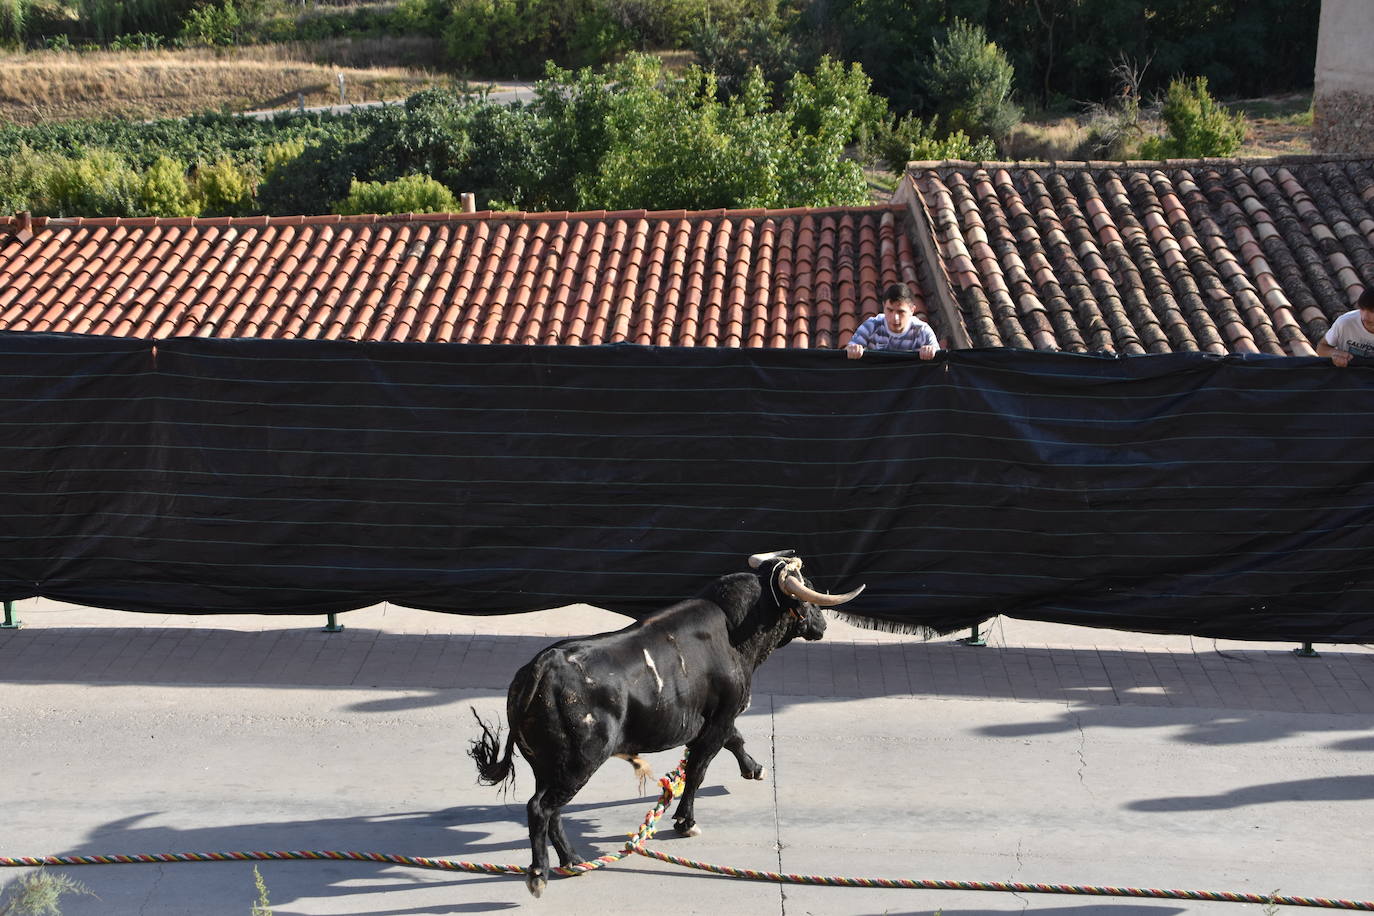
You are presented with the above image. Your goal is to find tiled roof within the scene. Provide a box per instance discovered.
[904,156,1374,355]
[0,206,929,348]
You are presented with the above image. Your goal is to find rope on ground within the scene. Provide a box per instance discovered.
[4,757,1373,911]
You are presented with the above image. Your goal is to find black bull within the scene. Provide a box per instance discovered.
[469,552,864,896]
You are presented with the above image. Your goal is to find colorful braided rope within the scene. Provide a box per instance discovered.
[629,847,1374,910]
[4,757,1373,910]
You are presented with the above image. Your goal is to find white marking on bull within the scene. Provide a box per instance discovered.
[643,649,663,694]
[582,713,594,725]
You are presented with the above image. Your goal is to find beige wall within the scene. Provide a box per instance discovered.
[1314,0,1374,153]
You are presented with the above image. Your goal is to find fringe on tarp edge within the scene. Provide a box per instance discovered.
[828,611,992,639]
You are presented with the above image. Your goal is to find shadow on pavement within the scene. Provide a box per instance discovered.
[1127,773,1374,811]
[975,703,1374,747]
[35,788,741,916]
[5,627,1374,719]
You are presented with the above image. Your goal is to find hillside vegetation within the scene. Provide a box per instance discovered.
[0,41,443,123]
[0,0,1322,216]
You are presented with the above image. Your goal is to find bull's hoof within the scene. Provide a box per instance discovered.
[526,868,547,897]
[673,819,703,837]
[741,764,767,780]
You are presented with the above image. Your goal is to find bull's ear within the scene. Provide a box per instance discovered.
[706,572,763,634]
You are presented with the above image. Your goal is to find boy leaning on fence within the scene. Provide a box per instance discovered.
[845,283,939,360]
[1318,288,1374,367]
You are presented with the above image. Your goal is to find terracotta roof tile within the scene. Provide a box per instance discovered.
[910,157,1374,355]
[0,204,925,349]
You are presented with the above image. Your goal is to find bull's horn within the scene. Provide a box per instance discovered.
[748,549,796,569]
[780,573,865,607]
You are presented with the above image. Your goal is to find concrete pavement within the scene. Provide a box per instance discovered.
[3,597,1374,914]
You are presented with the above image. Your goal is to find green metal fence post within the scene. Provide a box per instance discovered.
[1293,642,1319,658]
[323,613,344,633]
[0,600,20,629]
[960,621,987,647]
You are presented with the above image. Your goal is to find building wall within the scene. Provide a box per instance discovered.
[1314,0,1374,154]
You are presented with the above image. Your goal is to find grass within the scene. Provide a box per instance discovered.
[251,865,273,916]
[0,39,447,124]
[1003,90,1314,162]
[864,166,900,202]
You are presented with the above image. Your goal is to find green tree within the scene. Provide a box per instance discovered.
[180,0,242,46]
[550,56,871,210]
[0,0,26,45]
[921,18,1021,143]
[1138,76,1246,158]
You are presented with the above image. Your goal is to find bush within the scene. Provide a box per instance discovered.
[180,0,241,47]
[110,31,163,50]
[0,0,25,45]
[1137,76,1246,158]
[554,56,871,210]
[438,0,630,75]
[192,157,256,216]
[0,144,51,214]
[43,148,138,217]
[784,56,888,151]
[872,113,996,173]
[0,868,94,916]
[1073,57,1150,159]
[261,137,307,182]
[921,19,1022,143]
[135,155,197,216]
[76,0,201,43]
[337,174,459,215]
[690,15,814,99]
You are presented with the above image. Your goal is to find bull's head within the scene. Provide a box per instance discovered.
[748,549,864,642]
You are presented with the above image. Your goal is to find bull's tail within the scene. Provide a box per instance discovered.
[468,706,517,789]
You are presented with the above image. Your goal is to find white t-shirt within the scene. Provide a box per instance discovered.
[1323,310,1374,358]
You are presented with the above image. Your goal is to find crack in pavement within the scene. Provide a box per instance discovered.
[1071,706,1092,795]
[769,694,787,916]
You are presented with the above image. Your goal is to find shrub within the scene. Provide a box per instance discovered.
[262,137,307,182]
[192,157,256,217]
[439,0,629,75]
[0,144,51,214]
[1138,76,1246,158]
[690,15,813,99]
[872,113,996,173]
[180,0,241,47]
[0,0,25,46]
[110,31,163,50]
[784,56,888,150]
[337,174,459,215]
[0,868,94,916]
[1075,57,1150,159]
[135,155,197,216]
[563,57,870,210]
[76,0,201,43]
[43,148,138,217]
[921,18,1022,143]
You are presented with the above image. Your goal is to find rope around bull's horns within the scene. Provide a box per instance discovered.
[3,758,1372,911]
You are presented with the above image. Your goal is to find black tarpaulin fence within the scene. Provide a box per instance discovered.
[3,332,1372,642]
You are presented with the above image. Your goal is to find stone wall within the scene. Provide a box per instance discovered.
[1315,90,1374,155]
[1314,0,1374,154]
